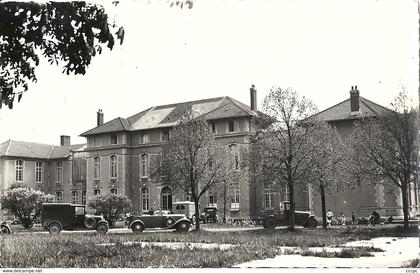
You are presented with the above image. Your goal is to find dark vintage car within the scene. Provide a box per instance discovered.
[203,207,218,223]
[125,212,191,233]
[262,202,318,229]
[41,203,109,234]
[0,222,11,234]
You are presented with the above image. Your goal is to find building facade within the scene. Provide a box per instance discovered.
[81,87,283,219]
[311,86,419,219]
[0,136,87,220]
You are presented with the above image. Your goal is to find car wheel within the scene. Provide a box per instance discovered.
[131,223,144,234]
[166,217,175,227]
[0,225,10,235]
[264,217,277,230]
[48,223,62,234]
[84,217,97,229]
[96,223,108,235]
[177,222,190,233]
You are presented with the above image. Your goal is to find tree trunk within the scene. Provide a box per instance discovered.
[223,183,227,223]
[401,184,409,230]
[320,184,327,229]
[289,182,295,231]
[194,200,200,231]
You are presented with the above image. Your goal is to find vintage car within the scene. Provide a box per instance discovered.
[0,222,11,234]
[41,203,109,234]
[125,212,191,233]
[172,201,206,224]
[203,206,218,223]
[262,202,318,229]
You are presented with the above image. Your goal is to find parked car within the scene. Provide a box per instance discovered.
[41,203,109,234]
[172,201,206,224]
[125,212,191,233]
[0,222,11,234]
[262,202,318,229]
[203,206,218,223]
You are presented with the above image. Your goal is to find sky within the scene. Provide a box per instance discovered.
[0,0,418,146]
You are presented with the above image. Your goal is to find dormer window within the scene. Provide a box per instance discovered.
[228,120,235,132]
[210,122,216,134]
[140,133,149,144]
[162,130,170,141]
[110,134,118,145]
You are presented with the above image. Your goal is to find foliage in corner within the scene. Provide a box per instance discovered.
[0,2,124,109]
[0,184,45,228]
[88,193,131,226]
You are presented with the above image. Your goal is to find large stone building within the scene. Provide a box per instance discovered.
[0,136,86,220]
[79,87,289,219]
[311,86,419,219]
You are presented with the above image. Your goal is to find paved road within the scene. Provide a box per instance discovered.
[235,237,419,268]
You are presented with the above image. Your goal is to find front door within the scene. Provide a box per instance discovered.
[73,206,85,228]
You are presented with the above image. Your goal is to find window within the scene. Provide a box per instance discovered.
[141,187,150,211]
[140,133,149,144]
[15,160,23,182]
[210,122,216,134]
[35,162,43,183]
[82,190,86,205]
[264,187,275,209]
[110,188,118,195]
[110,155,117,178]
[140,154,149,177]
[162,130,170,141]
[110,134,118,145]
[161,187,172,210]
[57,161,63,183]
[281,186,290,202]
[229,144,240,170]
[93,157,101,179]
[71,191,79,204]
[228,120,235,132]
[184,190,192,202]
[55,191,63,203]
[93,136,99,147]
[93,189,101,196]
[231,188,240,209]
[208,190,217,207]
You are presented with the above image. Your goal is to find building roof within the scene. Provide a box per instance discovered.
[0,140,75,159]
[81,96,257,136]
[315,96,393,122]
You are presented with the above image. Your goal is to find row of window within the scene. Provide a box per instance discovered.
[92,145,240,181]
[92,120,248,148]
[54,188,118,205]
[15,160,63,183]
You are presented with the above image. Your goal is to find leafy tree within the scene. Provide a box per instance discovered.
[0,185,45,228]
[0,1,124,108]
[349,90,418,229]
[250,87,318,230]
[88,193,131,227]
[304,121,350,228]
[151,112,233,231]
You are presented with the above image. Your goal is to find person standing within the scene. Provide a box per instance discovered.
[351,212,357,226]
[340,212,346,226]
[326,209,333,227]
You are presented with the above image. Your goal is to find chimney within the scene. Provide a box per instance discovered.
[350,85,360,115]
[97,109,104,126]
[60,135,71,148]
[250,84,257,111]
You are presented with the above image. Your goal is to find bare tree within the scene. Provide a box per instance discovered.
[151,112,233,231]
[349,90,418,229]
[250,87,318,230]
[304,121,350,228]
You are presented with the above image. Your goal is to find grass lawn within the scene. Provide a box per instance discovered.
[0,224,417,268]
